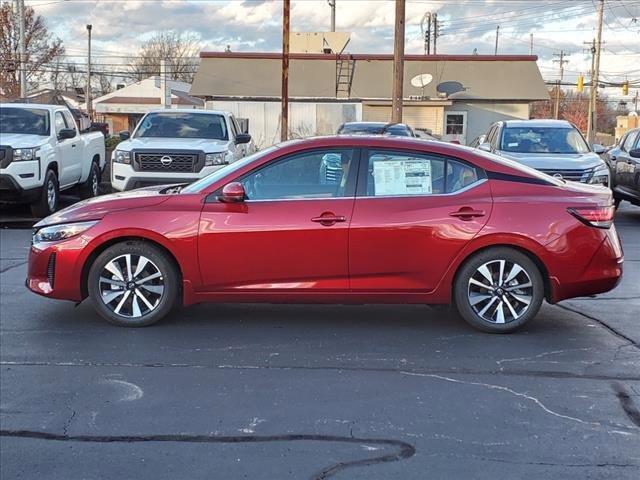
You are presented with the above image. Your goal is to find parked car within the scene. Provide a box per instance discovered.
[475,119,610,186]
[0,103,106,216]
[27,136,622,333]
[111,109,254,191]
[337,122,416,137]
[603,127,640,207]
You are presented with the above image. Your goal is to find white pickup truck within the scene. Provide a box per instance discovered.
[0,104,106,216]
[111,109,255,191]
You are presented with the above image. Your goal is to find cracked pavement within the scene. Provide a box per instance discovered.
[0,205,639,479]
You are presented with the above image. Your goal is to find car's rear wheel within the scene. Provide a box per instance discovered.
[79,161,100,199]
[87,241,179,327]
[453,247,544,333]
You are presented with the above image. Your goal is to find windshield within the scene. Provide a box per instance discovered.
[134,112,229,140]
[339,123,386,134]
[0,108,50,136]
[181,145,280,194]
[500,127,590,154]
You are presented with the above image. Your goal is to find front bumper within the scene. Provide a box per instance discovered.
[111,162,225,191]
[0,173,41,203]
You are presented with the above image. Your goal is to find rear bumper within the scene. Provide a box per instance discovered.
[549,226,623,302]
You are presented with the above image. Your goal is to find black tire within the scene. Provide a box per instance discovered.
[453,247,544,333]
[79,161,100,199]
[87,241,179,327]
[31,169,59,218]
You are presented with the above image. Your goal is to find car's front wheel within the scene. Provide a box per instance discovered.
[453,247,544,333]
[87,241,179,327]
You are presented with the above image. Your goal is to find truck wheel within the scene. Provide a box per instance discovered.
[79,161,100,199]
[31,169,59,218]
[87,241,179,327]
[453,247,544,333]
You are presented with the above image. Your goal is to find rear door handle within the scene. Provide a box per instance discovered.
[311,214,347,226]
[449,208,485,220]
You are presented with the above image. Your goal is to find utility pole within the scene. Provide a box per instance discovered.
[328,0,336,32]
[529,33,533,55]
[553,50,569,119]
[494,25,500,55]
[281,0,290,141]
[590,0,604,143]
[421,12,431,55]
[391,0,406,123]
[432,12,438,54]
[586,39,597,141]
[160,59,170,109]
[86,24,93,120]
[18,0,26,97]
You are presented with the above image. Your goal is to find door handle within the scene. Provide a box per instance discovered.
[311,213,347,226]
[449,208,485,220]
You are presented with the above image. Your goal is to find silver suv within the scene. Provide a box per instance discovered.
[476,119,610,186]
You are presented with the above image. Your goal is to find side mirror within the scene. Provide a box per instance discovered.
[119,130,131,141]
[57,128,76,140]
[220,182,246,203]
[630,148,640,159]
[478,142,492,152]
[592,144,606,154]
[235,133,251,145]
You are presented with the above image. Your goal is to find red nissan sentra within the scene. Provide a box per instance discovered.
[26,136,623,333]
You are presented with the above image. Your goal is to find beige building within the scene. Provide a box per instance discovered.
[190,52,548,147]
[615,112,640,142]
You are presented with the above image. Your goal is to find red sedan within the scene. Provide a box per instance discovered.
[27,136,623,333]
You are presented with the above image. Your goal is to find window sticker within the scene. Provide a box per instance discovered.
[372,159,432,196]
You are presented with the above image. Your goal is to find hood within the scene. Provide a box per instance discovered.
[498,151,605,170]
[119,137,230,152]
[1,134,50,148]
[34,186,173,228]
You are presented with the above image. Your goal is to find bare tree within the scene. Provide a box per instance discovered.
[128,31,200,83]
[0,1,64,98]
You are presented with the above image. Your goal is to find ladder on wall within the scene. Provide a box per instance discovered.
[336,56,355,98]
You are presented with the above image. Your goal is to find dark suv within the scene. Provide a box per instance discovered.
[604,127,640,207]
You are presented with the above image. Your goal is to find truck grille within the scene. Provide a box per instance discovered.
[539,167,593,183]
[0,146,13,169]
[135,153,197,173]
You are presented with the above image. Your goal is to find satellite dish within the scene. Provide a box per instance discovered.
[410,73,433,88]
[436,81,465,95]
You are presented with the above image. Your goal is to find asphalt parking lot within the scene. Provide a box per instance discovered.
[1,204,639,479]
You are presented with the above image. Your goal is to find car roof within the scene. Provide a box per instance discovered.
[0,103,64,111]
[144,108,229,115]
[502,119,575,128]
[342,121,410,128]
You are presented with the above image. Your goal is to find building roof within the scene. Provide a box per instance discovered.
[94,76,203,108]
[191,52,549,102]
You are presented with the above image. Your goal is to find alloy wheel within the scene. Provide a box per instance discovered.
[46,180,57,211]
[467,259,533,324]
[91,168,99,196]
[99,254,165,318]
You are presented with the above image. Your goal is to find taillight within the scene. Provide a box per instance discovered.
[568,206,614,229]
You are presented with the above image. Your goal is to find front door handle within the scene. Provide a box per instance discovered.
[449,207,485,220]
[311,212,347,226]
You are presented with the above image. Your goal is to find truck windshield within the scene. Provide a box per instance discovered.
[0,108,50,136]
[500,127,590,154]
[134,112,229,140]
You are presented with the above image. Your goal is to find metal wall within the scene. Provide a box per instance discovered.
[207,101,361,148]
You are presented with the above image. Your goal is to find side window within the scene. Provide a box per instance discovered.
[446,159,481,193]
[240,149,355,201]
[366,150,445,196]
[54,112,66,137]
[623,131,638,152]
[62,111,77,134]
[228,116,238,138]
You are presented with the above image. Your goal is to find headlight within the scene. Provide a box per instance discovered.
[205,153,228,166]
[32,221,98,244]
[113,150,131,164]
[14,147,39,161]
[588,164,610,185]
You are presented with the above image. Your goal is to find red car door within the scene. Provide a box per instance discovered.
[349,148,492,292]
[198,148,357,292]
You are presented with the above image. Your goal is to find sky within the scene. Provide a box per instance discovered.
[28,0,640,103]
